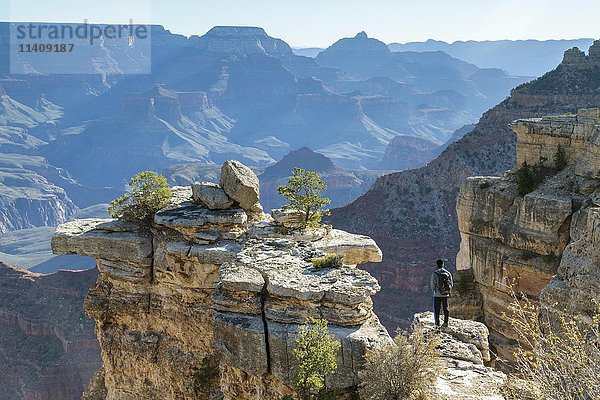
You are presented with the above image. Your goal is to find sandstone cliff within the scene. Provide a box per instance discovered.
[52,162,390,399]
[329,40,600,331]
[453,108,600,363]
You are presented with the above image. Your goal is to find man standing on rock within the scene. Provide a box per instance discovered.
[430,259,453,327]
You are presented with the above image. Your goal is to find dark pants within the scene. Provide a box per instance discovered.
[433,297,449,326]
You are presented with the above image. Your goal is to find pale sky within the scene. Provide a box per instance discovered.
[2,0,599,47]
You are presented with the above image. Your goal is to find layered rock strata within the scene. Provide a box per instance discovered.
[52,162,389,400]
[454,108,600,362]
[540,197,600,323]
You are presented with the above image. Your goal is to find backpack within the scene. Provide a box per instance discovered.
[436,269,453,296]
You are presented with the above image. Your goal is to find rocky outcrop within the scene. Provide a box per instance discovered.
[454,108,600,363]
[562,40,600,69]
[312,228,383,266]
[0,262,100,400]
[511,108,600,178]
[413,312,505,400]
[52,161,389,400]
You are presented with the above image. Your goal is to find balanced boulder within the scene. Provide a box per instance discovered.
[220,160,263,214]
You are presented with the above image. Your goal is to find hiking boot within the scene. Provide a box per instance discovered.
[442,321,449,328]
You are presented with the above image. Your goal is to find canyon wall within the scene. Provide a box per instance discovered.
[0,263,100,400]
[453,108,600,362]
[329,40,600,332]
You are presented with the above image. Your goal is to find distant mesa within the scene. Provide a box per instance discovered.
[198,25,292,56]
[469,67,508,79]
[205,26,270,37]
[260,146,337,181]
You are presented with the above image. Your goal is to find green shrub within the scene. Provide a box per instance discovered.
[293,317,341,400]
[515,162,556,197]
[108,171,172,222]
[311,254,343,270]
[554,145,568,171]
[516,162,535,197]
[358,328,440,400]
[277,168,331,229]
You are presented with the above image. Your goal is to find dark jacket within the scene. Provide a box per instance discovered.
[430,267,453,297]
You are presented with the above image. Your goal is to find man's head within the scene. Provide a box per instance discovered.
[436,259,444,268]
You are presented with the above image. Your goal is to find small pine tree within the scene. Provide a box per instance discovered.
[554,145,568,171]
[516,162,535,197]
[293,318,341,400]
[108,171,172,222]
[277,168,331,228]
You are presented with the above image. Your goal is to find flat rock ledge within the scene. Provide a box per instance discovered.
[413,312,506,400]
[52,218,152,266]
